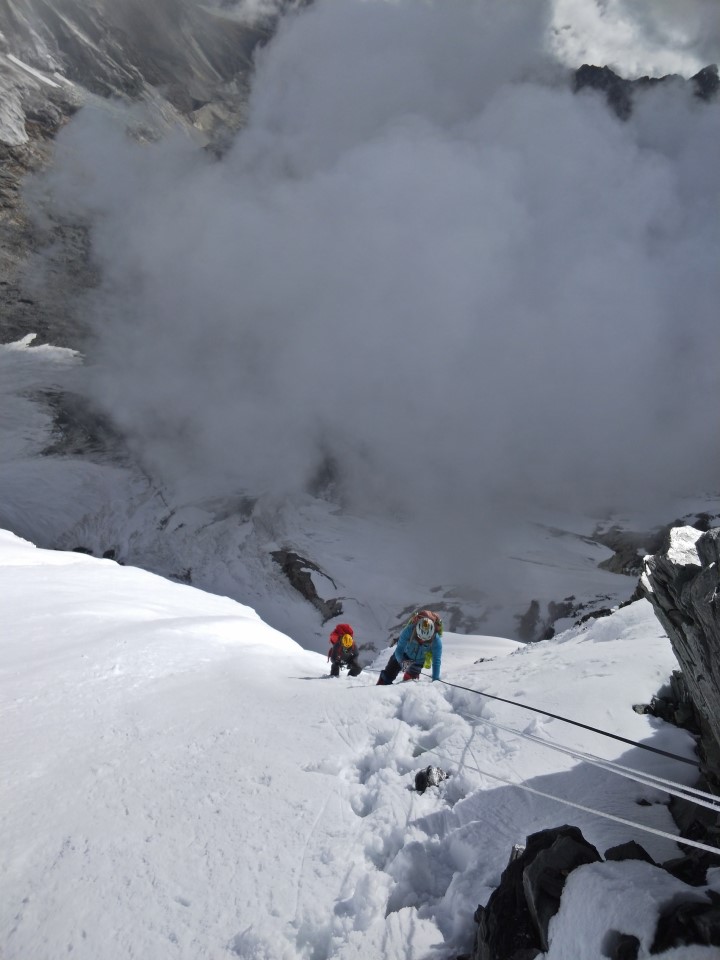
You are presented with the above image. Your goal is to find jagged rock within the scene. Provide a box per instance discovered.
[604,841,655,865]
[541,599,576,639]
[522,831,602,951]
[661,851,716,888]
[517,595,607,642]
[0,0,271,117]
[271,549,342,623]
[0,0,283,352]
[669,786,720,855]
[170,567,192,584]
[689,65,720,102]
[471,826,600,960]
[516,599,541,641]
[593,523,667,576]
[473,829,720,959]
[641,527,720,773]
[413,765,449,794]
[633,671,700,736]
[650,891,720,953]
[573,63,719,121]
[575,606,613,627]
[41,390,125,458]
[604,931,640,960]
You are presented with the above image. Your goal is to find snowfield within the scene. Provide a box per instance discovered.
[2,529,719,959]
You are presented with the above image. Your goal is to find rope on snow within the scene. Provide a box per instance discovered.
[428,675,700,768]
[448,703,720,815]
[368,670,719,853]
[419,740,720,858]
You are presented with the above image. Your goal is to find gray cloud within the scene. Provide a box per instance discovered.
[36,0,720,582]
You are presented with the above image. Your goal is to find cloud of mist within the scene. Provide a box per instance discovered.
[37,0,720,580]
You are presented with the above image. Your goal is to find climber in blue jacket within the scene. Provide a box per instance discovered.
[377,610,443,684]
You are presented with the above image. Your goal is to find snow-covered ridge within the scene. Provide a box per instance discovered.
[3,528,718,958]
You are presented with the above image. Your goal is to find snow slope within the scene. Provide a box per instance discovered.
[2,529,719,959]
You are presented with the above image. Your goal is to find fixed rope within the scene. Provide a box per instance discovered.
[425,674,700,768]
[450,703,720,814]
[369,668,719,852]
[417,739,720,858]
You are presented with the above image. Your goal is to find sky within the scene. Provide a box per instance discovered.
[2,526,720,959]
[25,0,720,587]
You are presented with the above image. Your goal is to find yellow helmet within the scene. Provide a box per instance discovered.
[341,633,354,649]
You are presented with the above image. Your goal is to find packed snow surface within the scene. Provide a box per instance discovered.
[2,530,719,959]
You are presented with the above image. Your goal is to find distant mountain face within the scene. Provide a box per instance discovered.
[1,0,718,651]
[0,0,281,345]
[0,0,282,142]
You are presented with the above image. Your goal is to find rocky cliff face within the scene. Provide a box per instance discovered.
[0,0,277,135]
[0,0,282,348]
[642,526,720,780]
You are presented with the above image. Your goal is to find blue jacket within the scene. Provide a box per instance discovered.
[394,623,442,681]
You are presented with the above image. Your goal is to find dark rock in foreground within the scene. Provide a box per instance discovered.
[472,825,601,959]
[642,527,720,783]
[470,824,720,959]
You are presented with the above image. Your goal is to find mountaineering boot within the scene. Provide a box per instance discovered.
[376,673,389,685]
[402,671,419,682]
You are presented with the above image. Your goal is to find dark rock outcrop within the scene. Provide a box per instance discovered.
[516,595,614,642]
[0,0,282,351]
[472,826,601,960]
[472,826,720,959]
[0,0,273,123]
[604,840,655,865]
[604,931,640,960]
[594,524,667,576]
[651,891,720,953]
[573,63,719,120]
[641,527,720,782]
[271,549,342,623]
[522,830,602,951]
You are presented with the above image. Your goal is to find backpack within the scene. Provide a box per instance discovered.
[330,623,354,646]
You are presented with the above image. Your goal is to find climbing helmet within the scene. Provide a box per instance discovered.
[416,617,435,642]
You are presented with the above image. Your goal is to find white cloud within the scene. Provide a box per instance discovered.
[34,0,720,575]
